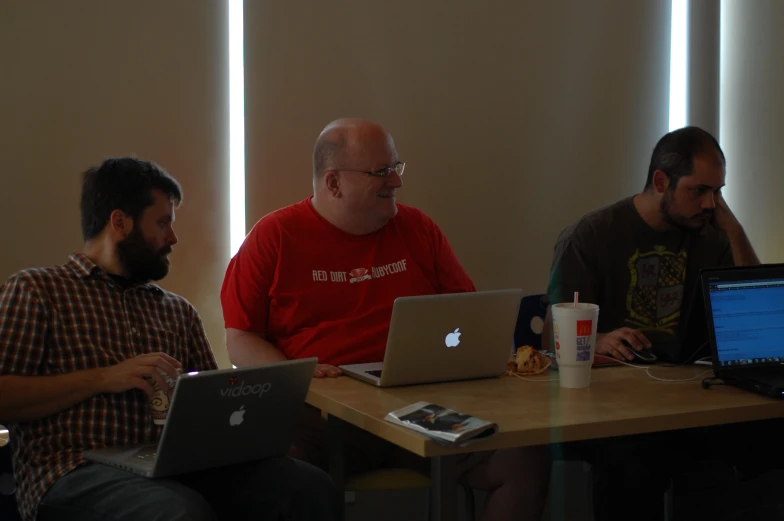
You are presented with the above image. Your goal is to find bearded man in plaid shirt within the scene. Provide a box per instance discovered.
[0,158,339,521]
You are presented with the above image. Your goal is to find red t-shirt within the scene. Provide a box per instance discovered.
[220,198,475,366]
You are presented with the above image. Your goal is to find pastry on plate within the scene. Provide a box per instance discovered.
[507,345,551,376]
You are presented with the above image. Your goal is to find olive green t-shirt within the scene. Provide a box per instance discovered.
[547,197,733,353]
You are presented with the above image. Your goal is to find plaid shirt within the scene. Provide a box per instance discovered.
[0,252,218,521]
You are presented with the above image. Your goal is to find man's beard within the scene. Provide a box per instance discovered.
[660,189,713,231]
[116,227,172,284]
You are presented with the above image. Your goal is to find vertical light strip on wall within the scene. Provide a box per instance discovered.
[718,1,736,208]
[669,0,689,131]
[229,0,246,257]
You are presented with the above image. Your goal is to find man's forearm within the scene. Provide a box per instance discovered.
[728,226,760,266]
[225,328,287,367]
[0,370,105,423]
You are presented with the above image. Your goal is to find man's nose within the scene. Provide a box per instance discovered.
[387,172,403,188]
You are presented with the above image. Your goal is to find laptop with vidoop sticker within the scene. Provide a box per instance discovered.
[85,358,316,477]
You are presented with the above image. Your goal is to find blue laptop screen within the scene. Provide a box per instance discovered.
[707,278,784,366]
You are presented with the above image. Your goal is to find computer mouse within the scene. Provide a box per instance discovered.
[632,349,657,363]
[621,340,657,363]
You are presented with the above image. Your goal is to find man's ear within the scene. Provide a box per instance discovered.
[109,209,132,238]
[323,171,341,197]
[652,169,671,194]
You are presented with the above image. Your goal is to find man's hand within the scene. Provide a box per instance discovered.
[596,328,652,361]
[97,353,182,398]
[314,364,343,378]
[711,191,740,234]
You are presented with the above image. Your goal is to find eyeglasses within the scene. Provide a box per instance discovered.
[339,161,405,178]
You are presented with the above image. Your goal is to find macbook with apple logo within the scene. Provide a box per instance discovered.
[84,357,316,478]
[340,289,523,387]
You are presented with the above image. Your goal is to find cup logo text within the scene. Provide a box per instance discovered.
[576,320,593,336]
[575,320,593,361]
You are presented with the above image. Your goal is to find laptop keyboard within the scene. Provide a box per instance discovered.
[366,370,383,378]
[134,450,158,461]
[749,371,784,386]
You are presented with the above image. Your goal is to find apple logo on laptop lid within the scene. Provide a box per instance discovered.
[445,328,461,348]
[230,405,246,426]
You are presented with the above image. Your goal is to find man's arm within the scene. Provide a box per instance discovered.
[220,217,344,378]
[0,275,183,423]
[0,276,100,423]
[226,328,342,378]
[725,227,760,266]
[0,371,104,423]
[220,219,293,368]
[186,306,219,371]
[542,225,651,361]
[0,352,181,423]
[714,191,760,266]
[226,328,286,366]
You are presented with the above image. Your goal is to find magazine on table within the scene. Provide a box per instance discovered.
[384,401,498,446]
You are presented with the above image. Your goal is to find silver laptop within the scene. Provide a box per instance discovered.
[84,357,316,478]
[340,290,522,387]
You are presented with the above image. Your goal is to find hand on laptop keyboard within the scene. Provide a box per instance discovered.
[314,364,343,378]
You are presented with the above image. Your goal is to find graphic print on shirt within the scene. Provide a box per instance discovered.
[624,246,687,334]
[349,268,371,283]
[312,259,408,284]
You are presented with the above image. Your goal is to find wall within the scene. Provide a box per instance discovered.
[720,0,784,263]
[244,0,673,295]
[0,0,232,367]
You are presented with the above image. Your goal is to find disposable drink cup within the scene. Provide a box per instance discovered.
[552,303,600,389]
[149,368,179,425]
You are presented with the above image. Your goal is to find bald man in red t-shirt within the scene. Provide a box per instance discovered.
[221,118,550,521]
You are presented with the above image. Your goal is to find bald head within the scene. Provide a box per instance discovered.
[309,118,403,234]
[312,118,395,179]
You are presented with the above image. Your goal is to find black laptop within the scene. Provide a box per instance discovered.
[701,264,784,398]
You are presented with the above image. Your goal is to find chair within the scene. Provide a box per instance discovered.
[513,294,548,351]
[324,412,476,520]
[0,423,22,521]
[345,468,476,521]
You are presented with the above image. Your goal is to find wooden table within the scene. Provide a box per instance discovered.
[307,365,784,520]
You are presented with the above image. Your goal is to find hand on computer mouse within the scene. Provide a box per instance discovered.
[595,328,652,361]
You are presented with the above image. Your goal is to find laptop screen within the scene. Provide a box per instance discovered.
[707,276,784,367]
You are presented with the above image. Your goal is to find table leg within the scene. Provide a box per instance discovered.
[430,455,458,521]
[326,414,346,520]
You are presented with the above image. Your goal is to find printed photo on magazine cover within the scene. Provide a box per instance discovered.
[399,404,473,433]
